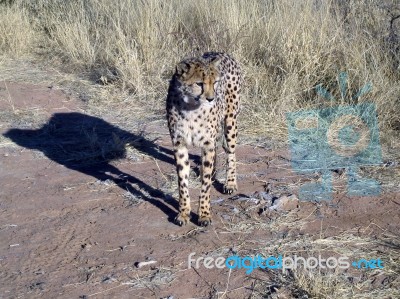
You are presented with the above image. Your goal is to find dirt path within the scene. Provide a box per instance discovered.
[0,81,399,298]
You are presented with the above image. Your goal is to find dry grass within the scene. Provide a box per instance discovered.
[0,0,399,144]
[0,3,36,56]
[186,198,400,298]
[214,213,400,298]
[262,231,400,299]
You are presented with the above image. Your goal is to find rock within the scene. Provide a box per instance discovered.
[135,260,157,268]
[269,194,299,211]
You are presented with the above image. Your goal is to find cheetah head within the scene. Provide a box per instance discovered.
[174,57,221,108]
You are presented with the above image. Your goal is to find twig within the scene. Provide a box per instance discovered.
[153,157,169,183]
[4,81,15,112]
[217,267,232,299]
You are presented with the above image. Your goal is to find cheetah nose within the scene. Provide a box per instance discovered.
[206,97,214,102]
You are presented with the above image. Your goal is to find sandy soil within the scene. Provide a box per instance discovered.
[0,81,399,299]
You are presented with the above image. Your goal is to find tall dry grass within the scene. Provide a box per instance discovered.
[0,0,399,143]
[0,3,36,56]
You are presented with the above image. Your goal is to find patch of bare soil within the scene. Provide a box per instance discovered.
[0,81,399,298]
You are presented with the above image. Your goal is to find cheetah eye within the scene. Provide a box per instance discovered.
[195,82,204,88]
[213,80,220,86]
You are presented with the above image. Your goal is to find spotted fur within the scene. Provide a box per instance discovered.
[166,52,242,226]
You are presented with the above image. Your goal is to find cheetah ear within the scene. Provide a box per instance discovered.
[175,62,191,76]
[210,56,221,69]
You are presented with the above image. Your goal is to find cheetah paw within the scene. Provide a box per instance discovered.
[174,213,190,226]
[224,183,238,195]
[198,216,212,227]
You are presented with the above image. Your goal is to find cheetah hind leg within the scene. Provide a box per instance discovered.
[222,124,238,195]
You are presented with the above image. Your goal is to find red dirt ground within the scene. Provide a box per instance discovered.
[0,81,399,298]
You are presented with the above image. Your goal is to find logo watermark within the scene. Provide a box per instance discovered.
[188,252,384,275]
[286,72,382,201]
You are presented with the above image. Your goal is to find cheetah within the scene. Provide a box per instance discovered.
[166,52,242,226]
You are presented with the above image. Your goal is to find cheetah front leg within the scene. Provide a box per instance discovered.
[174,145,191,226]
[198,145,216,226]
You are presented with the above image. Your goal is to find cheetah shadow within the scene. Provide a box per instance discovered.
[3,112,187,223]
